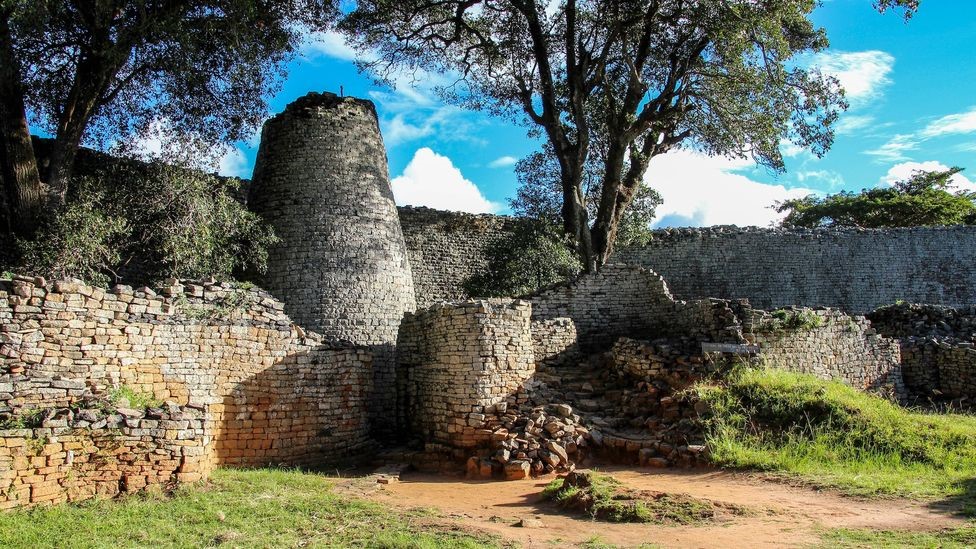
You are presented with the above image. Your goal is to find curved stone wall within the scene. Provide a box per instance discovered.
[248,92,416,435]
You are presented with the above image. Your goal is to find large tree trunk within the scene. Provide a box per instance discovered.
[0,10,43,236]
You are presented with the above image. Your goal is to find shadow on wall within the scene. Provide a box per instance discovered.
[212,343,374,468]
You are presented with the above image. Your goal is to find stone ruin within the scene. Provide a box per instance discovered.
[1,91,975,508]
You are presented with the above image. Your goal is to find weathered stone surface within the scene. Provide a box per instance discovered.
[248,91,416,436]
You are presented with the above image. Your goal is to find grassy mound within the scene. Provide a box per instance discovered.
[542,471,733,524]
[0,468,500,548]
[696,367,976,505]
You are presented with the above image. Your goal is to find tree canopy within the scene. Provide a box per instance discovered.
[776,168,976,229]
[342,0,911,270]
[0,0,336,235]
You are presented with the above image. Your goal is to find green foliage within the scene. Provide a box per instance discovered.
[543,471,719,524]
[107,386,163,410]
[463,222,581,298]
[17,191,128,286]
[512,144,663,249]
[822,525,976,548]
[9,0,336,163]
[758,309,825,332]
[0,408,44,430]
[0,468,500,548]
[11,159,277,285]
[695,367,976,504]
[777,168,976,228]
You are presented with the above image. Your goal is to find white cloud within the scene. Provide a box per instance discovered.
[391,148,501,213]
[488,156,518,168]
[217,147,251,178]
[644,150,815,228]
[881,161,975,191]
[835,114,875,135]
[301,30,362,62]
[779,139,807,159]
[920,107,976,138]
[809,51,894,107]
[864,133,919,163]
[797,170,845,189]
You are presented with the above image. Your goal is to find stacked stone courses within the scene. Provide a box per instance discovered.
[614,225,976,313]
[398,207,527,308]
[397,300,535,451]
[0,274,373,508]
[248,92,416,436]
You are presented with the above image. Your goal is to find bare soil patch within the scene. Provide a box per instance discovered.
[358,466,967,548]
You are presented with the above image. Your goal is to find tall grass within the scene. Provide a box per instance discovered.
[696,368,976,504]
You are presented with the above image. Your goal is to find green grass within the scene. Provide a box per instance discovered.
[821,524,976,548]
[543,471,718,524]
[107,385,163,409]
[696,367,976,507]
[0,468,502,548]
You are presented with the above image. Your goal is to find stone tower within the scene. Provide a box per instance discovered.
[248,91,417,436]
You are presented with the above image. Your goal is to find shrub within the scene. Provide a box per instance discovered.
[463,221,581,297]
[11,159,277,285]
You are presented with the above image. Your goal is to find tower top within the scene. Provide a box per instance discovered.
[278,91,377,119]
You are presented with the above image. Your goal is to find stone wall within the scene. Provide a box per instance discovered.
[0,275,373,478]
[0,403,207,509]
[867,303,976,399]
[398,207,525,308]
[396,300,535,451]
[615,226,976,313]
[248,92,416,436]
[748,309,904,397]
[530,264,903,397]
[530,318,580,368]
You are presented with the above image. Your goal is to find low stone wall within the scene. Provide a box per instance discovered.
[0,403,206,509]
[749,309,904,397]
[0,275,373,478]
[396,300,534,452]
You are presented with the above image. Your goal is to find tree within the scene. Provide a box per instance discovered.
[776,168,976,229]
[512,142,662,248]
[343,1,915,271]
[0,0,336,235]
[343,1,913,271]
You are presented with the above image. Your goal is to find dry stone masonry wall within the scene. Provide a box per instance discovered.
[0,275,373,507]
[248,92,416,436]
[396,300,535,452]
[398,207,525,309]
[614,226,976,313]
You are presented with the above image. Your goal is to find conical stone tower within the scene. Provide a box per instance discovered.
[248,91,416,437]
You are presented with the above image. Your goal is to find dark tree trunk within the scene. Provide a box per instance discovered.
[0,10,43,237]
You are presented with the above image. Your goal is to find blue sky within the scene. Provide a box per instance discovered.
[172,1,976,226]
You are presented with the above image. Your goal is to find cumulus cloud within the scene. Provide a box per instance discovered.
[217,147,252,178]
[881,161,975,191]
[391,148,501,213]
[644,150,815,228]
[488,156,518,168]
[809,50,894,107]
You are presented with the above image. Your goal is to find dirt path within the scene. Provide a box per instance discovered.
[357,466,966,548]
